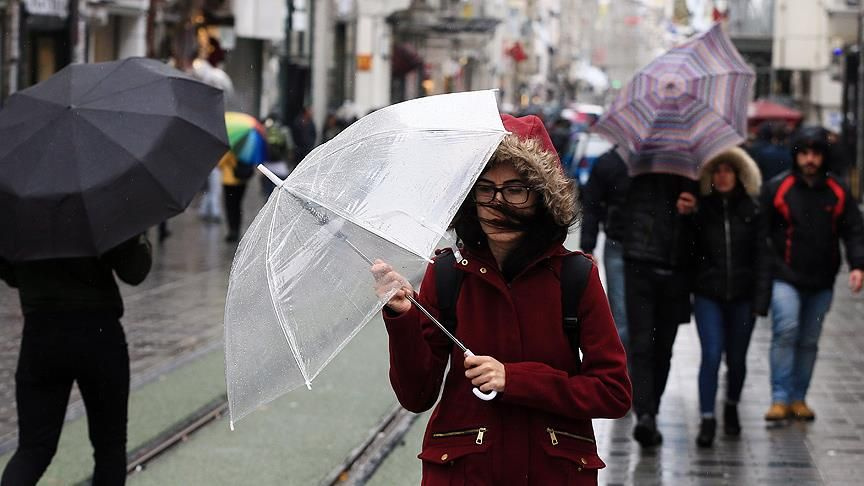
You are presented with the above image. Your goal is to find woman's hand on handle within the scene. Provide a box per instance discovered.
[464,354,506,393]
[370,259,414,314]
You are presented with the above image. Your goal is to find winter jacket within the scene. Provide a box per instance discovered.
[384,244,631,486]
[621,173,698,268]
[579,148,630,252]
[760,169,864,291]
[219,151,245,186]
[694,148,771,312]
[0,234,152,316]
[693,192,769,304]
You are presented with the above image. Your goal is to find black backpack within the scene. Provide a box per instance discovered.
[434,250,593,369]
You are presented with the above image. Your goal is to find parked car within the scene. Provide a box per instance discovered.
[563,133,614,186]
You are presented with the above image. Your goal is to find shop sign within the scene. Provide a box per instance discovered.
[356,54,372,71]
[25,0,69,18]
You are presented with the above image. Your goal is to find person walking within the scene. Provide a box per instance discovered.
[371,114,631,485]
[219,151,248,242]
[691,148,770,447]
[759,126,864,422]
[290,106,317,167]
[0,235,152,486]
[580,147,631,350]
[198,166,223,223]
[748,123,793,182]
[623,169,698,447]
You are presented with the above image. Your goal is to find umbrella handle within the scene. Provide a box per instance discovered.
[464,350,499,401]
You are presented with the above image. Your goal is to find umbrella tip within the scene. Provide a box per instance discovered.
[229,420,235,431]
[305,381,312,390]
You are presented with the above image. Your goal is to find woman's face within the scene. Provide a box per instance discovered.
[711,162,737,194]
[473,164,539,246]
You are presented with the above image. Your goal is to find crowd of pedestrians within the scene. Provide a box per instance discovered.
[580,124,864,449]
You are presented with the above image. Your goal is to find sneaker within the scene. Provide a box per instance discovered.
[723,403,741,436]
[764,402,790,421]
[790,401,815,421]
[633,414,663,447]
[696,418,716,448]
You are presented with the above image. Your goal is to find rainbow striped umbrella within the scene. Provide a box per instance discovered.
[593,24,754,180]
[225,112,268,165]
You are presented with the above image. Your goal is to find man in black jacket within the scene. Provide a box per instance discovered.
[580,148,631,349]
[623,169,698,447]
[759,126,864,423]
[0,234,152,486]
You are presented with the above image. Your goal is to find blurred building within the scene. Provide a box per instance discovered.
[726,0,774,98]
[772,0,859,132]
[83,0,149,62]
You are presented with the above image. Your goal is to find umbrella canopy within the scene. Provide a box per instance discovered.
[224,90,507,427]
[0,57,228,261]
[747,99,802,123]
[593,23,754,180]
[225,111,268,165]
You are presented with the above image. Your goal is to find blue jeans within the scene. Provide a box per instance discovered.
[603,238,628,350]
[769,280,833,404]
[693,296,755,415]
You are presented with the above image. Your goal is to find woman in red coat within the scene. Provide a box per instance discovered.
[371,114,631,485]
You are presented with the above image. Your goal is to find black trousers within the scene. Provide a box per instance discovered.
[626,261,691,417]
[223,184,247,237]
[1,312,130,486]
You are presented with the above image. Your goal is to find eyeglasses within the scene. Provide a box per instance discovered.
[472,184,532,204]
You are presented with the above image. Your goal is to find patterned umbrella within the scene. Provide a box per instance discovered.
[593,23,754,180]
[225,112,268,165]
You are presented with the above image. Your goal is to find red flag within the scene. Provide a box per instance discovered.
[507,42,527,63]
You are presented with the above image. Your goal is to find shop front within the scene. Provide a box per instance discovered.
[20,0,73,88]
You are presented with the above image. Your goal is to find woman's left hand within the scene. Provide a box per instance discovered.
[464,355,506,393]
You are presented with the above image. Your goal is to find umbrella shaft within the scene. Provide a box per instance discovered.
[405,294,469,353]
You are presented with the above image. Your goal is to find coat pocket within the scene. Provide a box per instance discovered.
[539,427,606,484]
[419,428,491,486]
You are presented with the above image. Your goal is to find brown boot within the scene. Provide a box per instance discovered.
[764,402,789,421]
[790,401,815,421]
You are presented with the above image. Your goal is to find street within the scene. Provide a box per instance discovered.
[1,191,863,485]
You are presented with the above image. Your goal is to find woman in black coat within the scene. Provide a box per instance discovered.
[692,147,769,447]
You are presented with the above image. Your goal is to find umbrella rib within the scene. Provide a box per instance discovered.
[73,59,130,106]
[74,115,185,211]
[75,112,224,210]
[0,112,69,176]
[263,189,313,388]
[79,76,198,108]
[282,186,434,263]
[76,104,228,146]
[307,127,508,162]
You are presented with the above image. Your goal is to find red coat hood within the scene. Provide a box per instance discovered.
[494,114,575,225]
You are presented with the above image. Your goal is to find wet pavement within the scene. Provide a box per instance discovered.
[1,191,863,484]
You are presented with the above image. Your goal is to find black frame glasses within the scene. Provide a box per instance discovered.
[471,184,532,204]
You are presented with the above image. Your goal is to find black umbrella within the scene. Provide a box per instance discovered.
[0,57,229,261]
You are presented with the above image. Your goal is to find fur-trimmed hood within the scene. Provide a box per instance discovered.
[490,114,577,226]
[699,147,762,196]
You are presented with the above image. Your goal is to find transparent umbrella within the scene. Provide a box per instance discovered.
[224,90,507,427]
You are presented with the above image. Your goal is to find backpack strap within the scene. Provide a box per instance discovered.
[434,250,463,336]
[433,250,593,368]
[560,253,594,370]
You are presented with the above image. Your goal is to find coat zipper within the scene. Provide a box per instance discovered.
[723,198,733,300]
[546,427,595,446]
[432,427,487,445]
